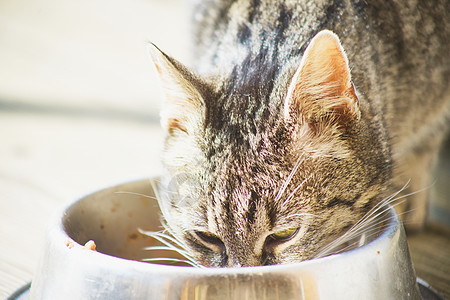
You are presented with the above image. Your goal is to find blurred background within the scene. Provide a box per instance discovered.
[0,0,449,298]
[0,0,191,297]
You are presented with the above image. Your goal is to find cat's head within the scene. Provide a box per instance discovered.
[150,30,391,267]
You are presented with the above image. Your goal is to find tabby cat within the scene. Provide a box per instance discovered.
[148,0,449,267]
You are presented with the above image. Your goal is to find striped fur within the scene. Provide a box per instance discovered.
[151,0,450,267]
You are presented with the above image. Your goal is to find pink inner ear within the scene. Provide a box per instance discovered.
[300,34,350,97]
[285,30,359,124]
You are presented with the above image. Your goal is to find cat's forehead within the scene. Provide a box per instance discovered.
[208,177,275,233]
[204,81,289,158]
[201,142,297,232]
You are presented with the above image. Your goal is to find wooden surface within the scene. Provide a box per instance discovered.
[0,111,164,298]
[408,224,450,299]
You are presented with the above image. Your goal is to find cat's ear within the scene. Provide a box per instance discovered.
[284,30,359,127]
[148,43,204,134]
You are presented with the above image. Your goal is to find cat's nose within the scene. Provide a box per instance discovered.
[225,256,242,267]
[224,238,261,266]
[226,253,260,267]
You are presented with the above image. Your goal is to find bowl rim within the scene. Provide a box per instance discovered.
[55,178,400,276]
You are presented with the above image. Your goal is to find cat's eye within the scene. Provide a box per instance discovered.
[264,227,299,252]
[193,231,225,251]
[268,227,299,241]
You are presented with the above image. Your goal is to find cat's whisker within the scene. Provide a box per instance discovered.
[115,191,158,200]
[314,182,417,259]
[348,199,403,234]
[337,226,387,253]
[141,230,200,267]
[354,181,410,226]
[149,179,187,240]
[141,231,182,252]
[338,218,391,244]
[349,184,429,237]
[387,184,431,207]
[142,230,186,249]
[332,203,400,248]
[150,179,179,229]
[339,218,388,241]
[275,155,305,203]
[150,178,165,208]
[116,180,201,266]
[281,174,312,207]
[142,180,204,267]
[283,212,321,219]
[316,180,431,259]
[144,245,196,259]
[159,222,197,252]
[315,225,382,258]
[142,257,202,268]
[343,183,411,236]
[140,230,188,254]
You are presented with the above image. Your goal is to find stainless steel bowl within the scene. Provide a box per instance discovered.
[29,178,421,299]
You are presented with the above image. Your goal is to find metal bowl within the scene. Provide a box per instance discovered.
[29,178,421,299]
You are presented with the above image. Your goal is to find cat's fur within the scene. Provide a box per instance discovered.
[150,0,450,267]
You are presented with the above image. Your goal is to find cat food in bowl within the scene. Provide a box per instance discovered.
[29,178,421,299]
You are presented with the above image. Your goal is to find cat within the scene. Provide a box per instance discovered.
[148,0,450,267]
